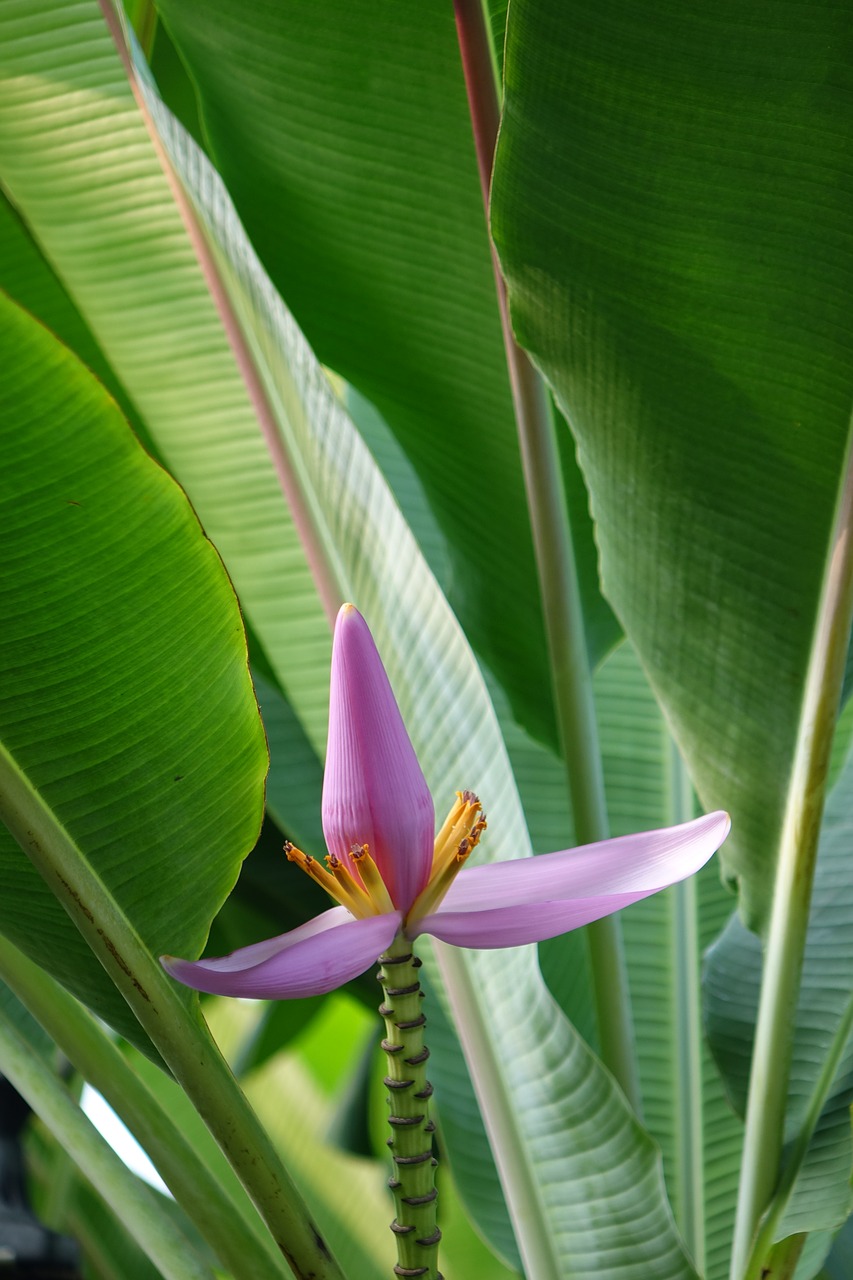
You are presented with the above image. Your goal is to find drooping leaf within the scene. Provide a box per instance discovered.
[491,0,853,929]
[0,289,266,1049]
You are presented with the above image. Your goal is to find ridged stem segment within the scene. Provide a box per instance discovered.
[378,935,441,1280]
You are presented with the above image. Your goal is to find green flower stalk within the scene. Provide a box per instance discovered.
[379,937,440,1280]
[165,606,729,1277]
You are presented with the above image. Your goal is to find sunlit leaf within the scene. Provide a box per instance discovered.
[0,290,266,1049]
[0,0,332,756]
[153,0,620,752]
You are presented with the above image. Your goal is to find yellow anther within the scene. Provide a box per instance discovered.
[469,816,487,848]
[408,835,474,929]
[284,841,343,899]
[350,844,396,914]
[285,840,375,917]
[326,854,376,917]
[433,792,467,860]
[432,791,484,878]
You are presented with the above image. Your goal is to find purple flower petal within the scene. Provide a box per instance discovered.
[410,811,729,948]
[161,908,402,998]
[412,895,644,948]
[168,907,352,972]
[440,811,729,911]
[323,605,434,912]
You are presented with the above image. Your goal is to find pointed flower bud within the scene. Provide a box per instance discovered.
[321,604,434,911]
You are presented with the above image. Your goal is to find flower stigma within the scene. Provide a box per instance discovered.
[284,790,487,934]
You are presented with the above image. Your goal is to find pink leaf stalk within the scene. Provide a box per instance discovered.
[163,605,730,999]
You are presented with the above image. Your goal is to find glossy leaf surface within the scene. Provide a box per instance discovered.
[0,290,266,1047]
[0,0,332,755]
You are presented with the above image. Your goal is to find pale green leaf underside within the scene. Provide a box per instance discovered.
[705,739,853,1243]
[134,44,698,1280]
[155,0,620,754]
[597,645,742,1280]
[512,640,743,1280]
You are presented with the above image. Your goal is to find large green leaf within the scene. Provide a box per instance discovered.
[121,38,701,1278]
[0,0,332,756]
[490,0,853,929]
[704,737,853,1251]
[0,193,145,443]
[152,0,620,752]
[0,291,266,1047]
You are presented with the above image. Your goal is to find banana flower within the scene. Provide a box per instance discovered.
[164,605,729,999]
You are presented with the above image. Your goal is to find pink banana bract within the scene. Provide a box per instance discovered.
[163,605,730,999]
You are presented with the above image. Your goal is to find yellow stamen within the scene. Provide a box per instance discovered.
[350,843,396,914]
[285,841,374,917]
[326,854,376,917]
[432,791,485,878]
[432,792,468,862]
[284,841,336,892]
[408,836,474,928]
